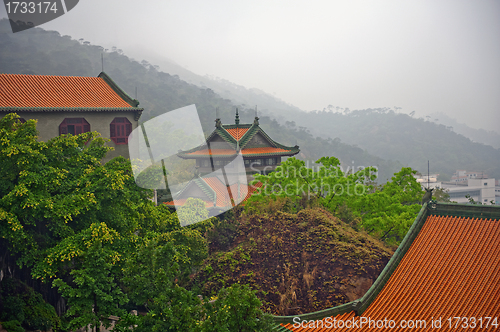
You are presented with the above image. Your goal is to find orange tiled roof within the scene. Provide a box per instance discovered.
[225,127,249,140]
[0,74,134,109]
[280,214,500,331]
[164,199,213,208]
[165,180,262,208]
[187,148,236,156]
[204,177,232,207]
[187,147,292,156]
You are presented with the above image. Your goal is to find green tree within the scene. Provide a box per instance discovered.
[48,223,128,332]
[433,187,451,202]
[200,284,274,332]
[248,157,376,214]
[352,167,423,243]
[0,113,151,270]
[0,113,152,329]
[177,197,210,226]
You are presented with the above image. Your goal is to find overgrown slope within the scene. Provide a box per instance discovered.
[191,206,393,316]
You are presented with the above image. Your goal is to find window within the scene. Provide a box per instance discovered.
[484,183,487,186]
[244,159,250,166]
[60,118,90,135]
[266,158,276,166]
[110,117,132,144]
[202,160,210,167]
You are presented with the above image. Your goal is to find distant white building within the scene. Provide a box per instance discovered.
[414,173,439,188]
[441,178,496,205]
[414,171,496,205]
[451,170,488,183]
[495,180,500,205]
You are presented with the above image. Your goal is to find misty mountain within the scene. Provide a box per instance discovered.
[0,19,403,182]
[278,107,500,180]
[427,112,500,149]
[122,49,305,121]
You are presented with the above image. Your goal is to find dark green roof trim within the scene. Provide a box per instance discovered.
[354,202,429,314]
[272,201,500,330]
[194,177,217,203]
[98,72,140,107]
[428,201,500,220]
[173,176,216,203]
[222,124,252,130]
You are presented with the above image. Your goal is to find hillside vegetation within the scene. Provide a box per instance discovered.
[193,205,393,315]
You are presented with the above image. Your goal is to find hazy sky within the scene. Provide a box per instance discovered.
[1,0,499,131]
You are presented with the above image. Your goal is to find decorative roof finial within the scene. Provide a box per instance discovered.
[235,108,240,125]
[215,107,221,127]
[253,105,259,125]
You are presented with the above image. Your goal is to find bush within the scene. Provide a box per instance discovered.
[0,279,60,332]
[1,320,24,332]
[201,284,275,332]
[207,218,238,252]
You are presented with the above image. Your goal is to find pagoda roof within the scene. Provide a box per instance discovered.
[273,202,500,331]
[177,119,299,159]
[164,177,262,209]
[0,72,143,119]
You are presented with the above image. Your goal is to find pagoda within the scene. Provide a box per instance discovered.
[165,110,299,217]
[177,109,299,179]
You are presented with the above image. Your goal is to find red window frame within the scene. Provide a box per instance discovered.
[59,118,90,136]
[110,117,132,145]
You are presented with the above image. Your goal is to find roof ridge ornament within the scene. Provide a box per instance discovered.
[235,108,240,125]
[215,107,222,127]
[254,105,259,125]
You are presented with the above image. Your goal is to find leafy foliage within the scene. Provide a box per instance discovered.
[0,278,61,331]
[249,157,423,244]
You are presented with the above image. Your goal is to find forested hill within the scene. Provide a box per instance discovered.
[279,107,500,180]
[124,49,306,121]
[428,112,500,150]
[0,19,402,181]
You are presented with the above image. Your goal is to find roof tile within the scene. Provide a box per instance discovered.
[187,147,294,156]
[225,127,249,140]
[0,74,133,109]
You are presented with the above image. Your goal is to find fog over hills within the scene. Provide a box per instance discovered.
[428,112,500,150]
[1,20,498,181]
[0,20,403,182]
[126,48,500,152]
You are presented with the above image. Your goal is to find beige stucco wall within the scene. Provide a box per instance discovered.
[2,111,139,163]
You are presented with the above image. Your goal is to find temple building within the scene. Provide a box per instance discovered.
[177,109,299,180]
[0,72,143,162]
[165,110,299,216]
